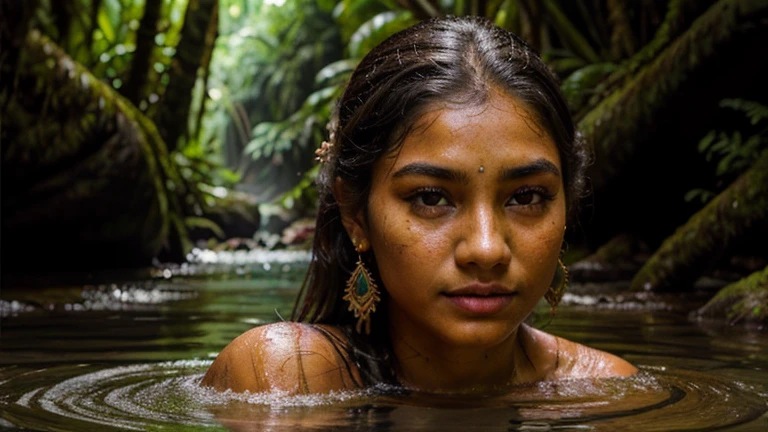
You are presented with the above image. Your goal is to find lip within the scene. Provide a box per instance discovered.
[442,283,516,315]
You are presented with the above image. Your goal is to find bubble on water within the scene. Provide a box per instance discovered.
[0,300,36,317]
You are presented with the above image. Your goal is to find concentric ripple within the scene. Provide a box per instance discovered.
[1,362,766,431]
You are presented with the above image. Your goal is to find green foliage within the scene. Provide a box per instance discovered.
[561,63,618,113]
[204,0,342,194]
[719,99,768,126]
[333,0,398,43]
[214,0,416,217]
[686,99,768,203]
[34,0,188,107]
[348,11,417,58]
[244,86,339,161]
[17,0,704,252]
[276,165,321,211]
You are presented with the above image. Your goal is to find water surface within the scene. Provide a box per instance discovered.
[1,251,766,431]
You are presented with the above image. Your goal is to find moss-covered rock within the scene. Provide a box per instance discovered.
[570,233,650,282]
[695,265,768,325]
[1,31,174,270]
[187,187,261,242]
[630,149,768,291]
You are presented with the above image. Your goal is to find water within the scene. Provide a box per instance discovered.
[1,251,767,431]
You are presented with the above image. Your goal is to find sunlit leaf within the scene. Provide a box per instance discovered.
[315,59,358,86]
[185,216,226,239]
[348,11,415,58]
[98,6,117,42]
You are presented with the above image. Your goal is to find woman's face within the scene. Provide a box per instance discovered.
[347,90,566,350]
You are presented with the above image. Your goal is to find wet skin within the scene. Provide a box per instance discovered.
[202,90,637,394]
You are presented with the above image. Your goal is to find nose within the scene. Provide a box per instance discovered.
[455,204,512,271]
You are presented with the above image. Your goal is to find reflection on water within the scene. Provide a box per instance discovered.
[1,255,767,431]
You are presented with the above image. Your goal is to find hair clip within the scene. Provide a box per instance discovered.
[314,141,334,164]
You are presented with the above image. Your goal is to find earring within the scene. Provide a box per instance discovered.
[343,241,380,334]
[545,258,568,317]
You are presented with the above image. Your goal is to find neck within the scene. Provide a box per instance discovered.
[388,319,547,393]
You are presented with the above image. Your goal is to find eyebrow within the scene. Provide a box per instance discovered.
[392,159,560,183]
[501,159,561,180]
[392,162,470,184]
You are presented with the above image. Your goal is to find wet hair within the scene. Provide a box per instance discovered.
[292,15,588,386]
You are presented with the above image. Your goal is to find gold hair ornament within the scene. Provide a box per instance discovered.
[315,141,334,164]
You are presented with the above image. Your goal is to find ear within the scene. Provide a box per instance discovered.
[333,177,369,248]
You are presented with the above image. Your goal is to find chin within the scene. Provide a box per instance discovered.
[437,320,520,349]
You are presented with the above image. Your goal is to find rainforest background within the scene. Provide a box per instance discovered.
[2,0,767,324]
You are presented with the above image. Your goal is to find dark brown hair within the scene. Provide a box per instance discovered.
[292,15,588,385]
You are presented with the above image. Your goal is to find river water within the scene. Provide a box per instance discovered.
[1,249,767,431]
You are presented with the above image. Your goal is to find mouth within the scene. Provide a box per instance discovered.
[442,284,516,315]
[443,283,515,297]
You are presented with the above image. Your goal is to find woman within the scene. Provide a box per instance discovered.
[202,16,636,395]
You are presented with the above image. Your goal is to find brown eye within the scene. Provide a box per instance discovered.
[421,192,446,206]
[514,191,535,205]
[508,188,551,206]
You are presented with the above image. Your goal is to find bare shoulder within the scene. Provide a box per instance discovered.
[552,333,637,379]
[524,326,637,380]
[200,322,361,394]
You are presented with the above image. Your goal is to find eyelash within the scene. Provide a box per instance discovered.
[406,186,555,216]
[407,187,450,216]
[507,186,556,207]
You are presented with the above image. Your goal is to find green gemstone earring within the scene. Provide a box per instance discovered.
[343,241,380,334]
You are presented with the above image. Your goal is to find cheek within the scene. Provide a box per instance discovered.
[516,221,565,277]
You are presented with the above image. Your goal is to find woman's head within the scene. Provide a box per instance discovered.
[294,16,587,349]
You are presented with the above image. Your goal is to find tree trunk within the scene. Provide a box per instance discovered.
[121,0,162,106]
[579,0,768,194]
[518,0,543,51]
[50,0,73,47]
[192,0,219,141]
[0,0,38,107]
[542,0,600,63]
[630,150,768,292]
[1,31,176,271]
[607,0,635,60]
[83,0,103,65]
[695,265,768,325]
[154,0,219,152]
[580,0,715,120]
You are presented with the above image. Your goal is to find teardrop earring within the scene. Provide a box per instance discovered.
[343,240,381,334]
[545,258,568,318]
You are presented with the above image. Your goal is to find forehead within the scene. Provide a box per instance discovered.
[381,91,561,172]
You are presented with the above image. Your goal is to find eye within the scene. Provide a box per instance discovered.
[509,191,540,205]
[507,187,553,206]
[406,187,453,218]
[418,191,449,206]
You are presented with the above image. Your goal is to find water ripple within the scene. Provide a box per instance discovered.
[1,361,765,431]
